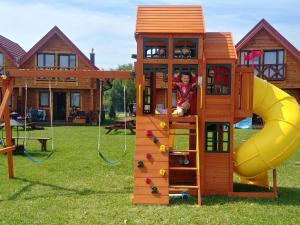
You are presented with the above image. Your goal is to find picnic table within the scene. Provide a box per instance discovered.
[105,119,136,134]
[11,137,51,151]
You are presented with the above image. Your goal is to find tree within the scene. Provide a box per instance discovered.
[104,64,136,113]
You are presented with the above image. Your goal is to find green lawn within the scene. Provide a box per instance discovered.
[0,126,299,225]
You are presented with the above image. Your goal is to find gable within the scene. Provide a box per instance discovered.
[20,26,97,70]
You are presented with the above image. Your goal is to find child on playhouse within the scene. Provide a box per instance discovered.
[172,70,197,116]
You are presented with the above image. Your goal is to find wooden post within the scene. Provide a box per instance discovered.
[2,78,14,178]
[273,169,277,197]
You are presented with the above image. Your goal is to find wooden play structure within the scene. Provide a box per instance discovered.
[1,5,300,208]
[132,6,300,206]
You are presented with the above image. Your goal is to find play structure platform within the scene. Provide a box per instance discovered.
[132,6,300,206]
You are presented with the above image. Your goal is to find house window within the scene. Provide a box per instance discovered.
[240,50,261,76]
[37,53,55,68]
[206,64,231,95]
[59,54,76,69]
[0,53,3,74]
[205,122,230,153]
[143,38,168,59]
[70,92,80,108]
[39,91,49,107]
[173,38,198,59]
[263,50,284,80]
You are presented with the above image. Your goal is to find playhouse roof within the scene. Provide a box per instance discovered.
[236,19,300,61]
[0,35,26,66]
[136,5,205,34]
[20,26,98,70]
[204,32,237,60]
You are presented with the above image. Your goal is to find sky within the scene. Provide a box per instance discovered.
[0,0,299,69]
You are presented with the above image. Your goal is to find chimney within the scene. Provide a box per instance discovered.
[90,48,95,65]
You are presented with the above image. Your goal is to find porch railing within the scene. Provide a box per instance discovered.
[239,64,286,81]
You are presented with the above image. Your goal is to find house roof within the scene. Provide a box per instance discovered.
[20,26,98,70]
[136,5,205,34]
[236,19,300,61]
[0,35,26,66]
[204,32,237,60]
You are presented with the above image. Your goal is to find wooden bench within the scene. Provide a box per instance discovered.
[11,137,51,152]
[104,119,136,134]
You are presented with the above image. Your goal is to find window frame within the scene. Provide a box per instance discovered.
[143,38,168,59]
[70,92,81,108]
[58,54,77,69]
[173,38,198,59]
[0,53,3,74]
[39,91,50,107]
[205,122,230,153]
[206,64,231,96]
[37,53,55,68]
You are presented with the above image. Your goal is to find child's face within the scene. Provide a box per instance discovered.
[181,74,190,84]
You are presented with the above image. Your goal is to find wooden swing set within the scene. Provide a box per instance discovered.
[0,68,131,178]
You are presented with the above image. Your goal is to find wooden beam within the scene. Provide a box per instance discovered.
[7,69,132,79]
[0,79,14,119]
[0,146,16,154]
[1,78,14,178]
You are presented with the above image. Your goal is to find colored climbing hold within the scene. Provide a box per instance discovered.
[151,186,158,194]
[145,178,152,184]
[159,169,166,176]
[160,121,166,128]
[152,136,158,144]
[146,130,153,137]
[137,160,144,168]
[146,153,152,160]
[159,145,166,153]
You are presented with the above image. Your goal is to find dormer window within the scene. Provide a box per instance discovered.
[58,54,76,69]
[37,53,55,69]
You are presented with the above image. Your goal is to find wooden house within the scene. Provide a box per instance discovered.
[236,19,300,103]
[132,5,254,206]
[0,34,26,108]
[1,26,102,122]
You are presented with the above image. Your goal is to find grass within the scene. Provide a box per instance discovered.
[0,126,300,225]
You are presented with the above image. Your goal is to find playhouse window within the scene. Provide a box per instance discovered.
[173,38,198,59]
[206,64,231,95]
[143,64,168,114]
[39,91,49,107]
[205,122,230,153]
[143,38,168,59]
[172,64,198,107]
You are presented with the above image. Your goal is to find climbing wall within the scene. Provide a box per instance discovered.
[132,115,169,205]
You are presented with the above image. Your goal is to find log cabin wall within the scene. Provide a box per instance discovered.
[236,21,300,103]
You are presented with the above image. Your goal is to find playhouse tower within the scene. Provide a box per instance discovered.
[132,6,254,206]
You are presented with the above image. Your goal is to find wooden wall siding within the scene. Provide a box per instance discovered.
[202,153,230,195]
[284,88,300,103]
[133,115,169,205]
[238,28,300,89]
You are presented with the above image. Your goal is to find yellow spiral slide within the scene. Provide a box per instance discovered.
[234,76,300,185]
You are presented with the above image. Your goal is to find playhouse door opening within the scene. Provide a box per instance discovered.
[53,92,66,121]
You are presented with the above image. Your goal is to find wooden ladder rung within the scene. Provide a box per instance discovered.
[169,185,199,189]
[169,167,197,171]
[169,150,197,153]
[169,133,196,136]
[169,124,196,129]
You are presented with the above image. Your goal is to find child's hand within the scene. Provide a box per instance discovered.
[191,71,196,77]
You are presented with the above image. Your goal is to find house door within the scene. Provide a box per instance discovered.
[53,92,66,120]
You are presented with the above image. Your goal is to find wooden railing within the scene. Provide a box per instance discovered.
[35,66,78,82]
[234,67,254,121]
[239,64,286,81]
